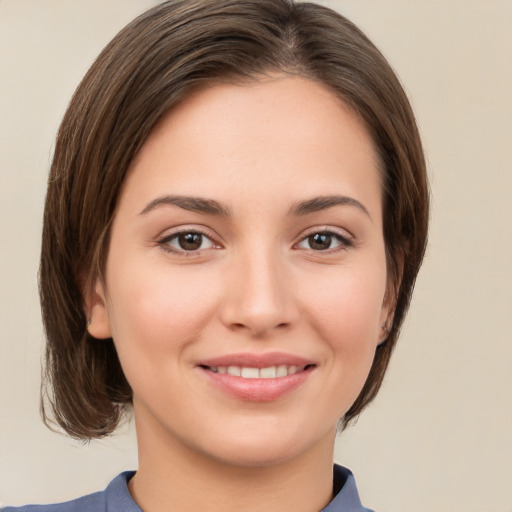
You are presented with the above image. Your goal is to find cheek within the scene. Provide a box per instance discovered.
[315,274,386,411]
[104,259,224,407]
[306,271,385,334]
[300,264,387,360]
[105,258,220,358]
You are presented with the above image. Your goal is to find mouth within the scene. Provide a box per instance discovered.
[196,354,317,401]
[200,364,315,379]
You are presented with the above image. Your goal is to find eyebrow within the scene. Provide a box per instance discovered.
[139,194,371,220]
[288,195,372,220]
[139,195,231,216]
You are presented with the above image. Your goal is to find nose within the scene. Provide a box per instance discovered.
[219,246,299,338]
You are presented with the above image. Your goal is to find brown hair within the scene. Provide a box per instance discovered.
[40,0,429,439]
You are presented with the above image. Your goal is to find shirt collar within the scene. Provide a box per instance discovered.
[106,465,374,512]
[321,465,375,512]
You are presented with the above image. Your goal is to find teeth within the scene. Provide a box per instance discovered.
[288,365,298,375]
[227,366,241,376]
[209,365,304,379]
[241,367,259,379]
[259,366,277,378]
[276,365,288,377]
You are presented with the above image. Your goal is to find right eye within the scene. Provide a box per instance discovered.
[158,230,216,254]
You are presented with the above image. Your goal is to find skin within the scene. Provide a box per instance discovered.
[88,75,391,512]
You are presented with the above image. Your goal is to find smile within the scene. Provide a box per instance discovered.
[197,354,316,402]
[204,365,308,379]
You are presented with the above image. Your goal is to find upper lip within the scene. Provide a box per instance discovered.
[197,352,316,369]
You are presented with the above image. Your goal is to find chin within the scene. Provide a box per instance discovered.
[208,442,301,469]
[195,421,335,469]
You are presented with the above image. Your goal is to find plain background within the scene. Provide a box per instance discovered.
[1,1,511,510]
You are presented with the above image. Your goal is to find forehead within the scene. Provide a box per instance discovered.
[121,75,382,219]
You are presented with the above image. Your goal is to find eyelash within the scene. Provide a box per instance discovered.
[157,228,354,256]
[295,229,354,253]
[157,228,218,256]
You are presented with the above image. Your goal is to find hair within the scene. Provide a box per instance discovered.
[40,0,429,439]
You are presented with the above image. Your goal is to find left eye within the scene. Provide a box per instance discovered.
[160,231,215,252]
[297,231,352,251]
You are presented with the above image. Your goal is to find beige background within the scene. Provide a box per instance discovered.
[1,1,511,510]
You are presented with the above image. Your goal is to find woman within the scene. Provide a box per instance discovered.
[4,0,428,511]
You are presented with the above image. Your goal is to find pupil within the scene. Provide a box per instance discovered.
[309,233,331,250]
[179,233,202,250]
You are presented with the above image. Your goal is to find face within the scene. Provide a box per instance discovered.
[88,76,390,468]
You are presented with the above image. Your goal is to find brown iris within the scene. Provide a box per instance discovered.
[178,232,203,250]
[308,233,333,250]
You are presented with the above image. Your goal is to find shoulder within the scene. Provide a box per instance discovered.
[2,492,104,512]
[2,471,139,512]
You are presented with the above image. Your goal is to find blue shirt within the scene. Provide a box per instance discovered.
[3,465,375,512]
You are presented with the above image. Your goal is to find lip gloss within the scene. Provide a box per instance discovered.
[196,352,316,402]
[200,366,314,401]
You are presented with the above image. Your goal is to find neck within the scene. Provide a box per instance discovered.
[129,414,337,512]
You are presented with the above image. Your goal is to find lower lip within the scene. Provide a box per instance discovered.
[199,367,315,402]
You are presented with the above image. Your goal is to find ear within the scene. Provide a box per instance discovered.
[378,249,404,344]
[378,300,394,345]
[85,279,112,339]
